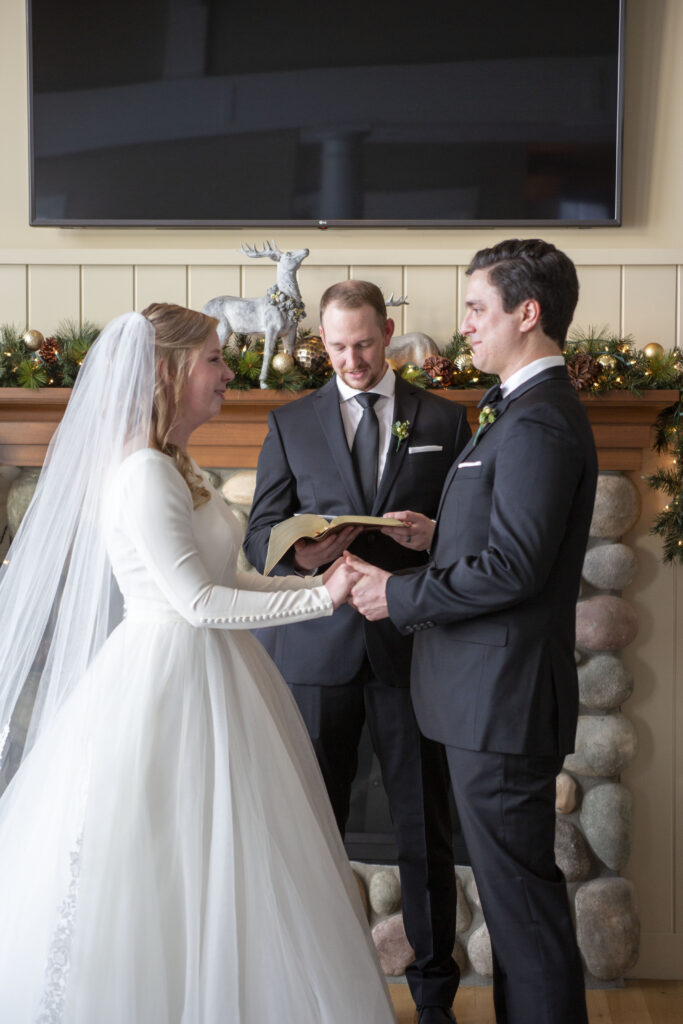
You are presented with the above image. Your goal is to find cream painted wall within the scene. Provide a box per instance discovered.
[0,0,682,979]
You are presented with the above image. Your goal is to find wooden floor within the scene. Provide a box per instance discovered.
[389,980,683,1023]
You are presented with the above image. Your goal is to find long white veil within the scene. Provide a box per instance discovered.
[0,312,155,791]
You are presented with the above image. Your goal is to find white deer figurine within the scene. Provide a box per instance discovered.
[203,241,309,388]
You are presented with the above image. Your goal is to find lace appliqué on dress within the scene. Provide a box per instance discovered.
[36,836,83,1024]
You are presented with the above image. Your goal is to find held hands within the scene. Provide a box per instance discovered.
[322,556,362,609]
[380,510,435,552]
[345,554,391,621]
[293,525,363,572]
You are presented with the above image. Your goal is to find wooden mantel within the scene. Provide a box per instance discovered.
[0,388,678,472]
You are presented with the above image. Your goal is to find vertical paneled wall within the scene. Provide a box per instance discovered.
[0,258,681,350]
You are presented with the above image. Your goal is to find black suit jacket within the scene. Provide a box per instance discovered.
[243,373,471,687]
[386,367,598,755]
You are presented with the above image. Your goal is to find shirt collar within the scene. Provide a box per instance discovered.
[501,355,565,398]
[336,364,396,403]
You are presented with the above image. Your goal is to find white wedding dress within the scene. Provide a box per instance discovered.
[0,449,396,1024]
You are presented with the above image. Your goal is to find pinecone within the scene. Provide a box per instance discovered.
[39,336,59,366]
[566,352,600,391]
[423,355,454,387]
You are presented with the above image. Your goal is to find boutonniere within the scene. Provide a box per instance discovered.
[472,405,498,448]
[391,419,411,451]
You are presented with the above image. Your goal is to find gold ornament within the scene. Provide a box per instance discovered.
[271,351,295,373]
[23,329,45,351]
[293,335,330,373]
[454,350,473,372]
[643,342,665,360]
[597,353,617,371]
[386,357,398,371]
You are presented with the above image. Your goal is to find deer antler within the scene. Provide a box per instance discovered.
[239,240,282,260]
[385,293,409,307]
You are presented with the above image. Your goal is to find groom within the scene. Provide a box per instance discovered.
[347,239,596,1024]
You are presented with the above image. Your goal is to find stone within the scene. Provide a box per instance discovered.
[467,876,481,910]
[452,938,467,976]
[369,868,402,915]
[201,468,222,489]
[580,783,632,870]
[590,475,640,539]
[466,923,493,977]
[353,870,369,919]
[387,332,439,368]
[554,819,593,881]
[578,654,634,710]
[220,470,257,507]
[555,771,578,813]
[575,877,639,979]
[582,543,638,591]
[455,874,472,934]
[371,913,414,976]
[6,468,41,539]
[575,595,639,651]
[564,713,637,778]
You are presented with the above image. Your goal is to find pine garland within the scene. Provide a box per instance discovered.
[647,402,683,562]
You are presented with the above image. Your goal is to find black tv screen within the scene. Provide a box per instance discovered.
[27,0,625,228]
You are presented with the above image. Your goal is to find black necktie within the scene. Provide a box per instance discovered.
[351,393,380,511]
[478,383,502,410]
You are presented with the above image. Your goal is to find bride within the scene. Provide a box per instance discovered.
[0,304,397,1023]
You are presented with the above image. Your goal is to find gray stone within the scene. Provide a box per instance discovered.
[578,654,634,710]
[467,876,481,910]
[452,938,467,976]
[220,470,257,507]
[580,783,632,871]
[201,468,222,489]
[555,771,578,814]
[6,468,41,539]
[371,913,414,976]
[575,595,639,651]
[369,868,402,916]
[575,877,639,979]
[554,819,593,881]
[564,713,637,778]
[466,923,493,977]
[353,870,369,920]
[455,874,472,934]
[590,475,641,539]
[582,543,638,591]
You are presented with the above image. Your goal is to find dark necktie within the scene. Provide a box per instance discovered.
[478,382,502,410]
[351,393,380,511]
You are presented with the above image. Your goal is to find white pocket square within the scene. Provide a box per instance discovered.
[458,460,482,468]
[408,445,443,454]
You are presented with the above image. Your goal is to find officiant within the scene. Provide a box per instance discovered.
[244,280,470,1024]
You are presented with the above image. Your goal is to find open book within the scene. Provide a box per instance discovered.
[264,513,401,575]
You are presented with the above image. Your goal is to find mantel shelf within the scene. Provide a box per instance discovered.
[0,388,678,472]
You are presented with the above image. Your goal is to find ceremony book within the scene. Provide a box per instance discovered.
[264,514,401,575]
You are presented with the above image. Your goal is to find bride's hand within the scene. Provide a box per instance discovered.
[322,556,361,609]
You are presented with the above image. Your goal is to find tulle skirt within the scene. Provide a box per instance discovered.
[0,616,396,1023]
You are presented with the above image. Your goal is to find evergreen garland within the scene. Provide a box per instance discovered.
[647,401,683,563]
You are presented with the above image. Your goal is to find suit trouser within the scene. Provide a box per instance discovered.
[290,666,459,1009]
[445,746,588,1024]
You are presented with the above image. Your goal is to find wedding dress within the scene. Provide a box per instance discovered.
[0,448,396,1023]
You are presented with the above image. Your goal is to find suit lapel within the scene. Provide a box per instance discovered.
[312,380,366,512]
[373,375,420,514]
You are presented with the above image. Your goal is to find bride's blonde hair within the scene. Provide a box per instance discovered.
[142,302,219,509]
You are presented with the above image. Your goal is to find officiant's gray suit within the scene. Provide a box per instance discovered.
[244,371,470,1009]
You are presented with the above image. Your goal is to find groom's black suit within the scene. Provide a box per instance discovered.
[244,371,470,1009]
[387,367,597,1024]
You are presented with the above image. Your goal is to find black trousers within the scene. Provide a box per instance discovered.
[445,746,588,1024]
[290,665,459,1009]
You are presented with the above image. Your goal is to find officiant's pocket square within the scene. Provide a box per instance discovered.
[456,460,483,476]
[408,445,443,454]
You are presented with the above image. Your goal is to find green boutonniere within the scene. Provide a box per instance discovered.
[472,405,499,447]
[391,419,411,451]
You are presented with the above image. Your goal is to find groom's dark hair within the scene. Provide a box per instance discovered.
[467,238,579,346]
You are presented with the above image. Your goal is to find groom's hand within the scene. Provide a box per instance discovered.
[345,554,391,621]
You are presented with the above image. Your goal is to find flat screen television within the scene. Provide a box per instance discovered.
[27,0,625,228]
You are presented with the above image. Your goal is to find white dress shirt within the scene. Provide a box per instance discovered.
[501,355,565,398]
[336,366,396,490]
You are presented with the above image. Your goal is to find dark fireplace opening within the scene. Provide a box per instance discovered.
[343,722,470,865]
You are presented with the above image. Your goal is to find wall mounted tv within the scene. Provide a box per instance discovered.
[28,0,625,229]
